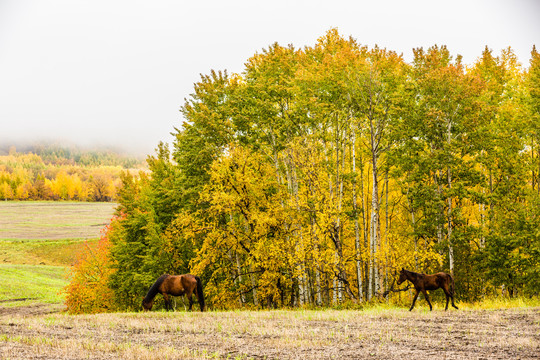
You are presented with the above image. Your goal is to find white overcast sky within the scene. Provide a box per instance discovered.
[0,0,538,156]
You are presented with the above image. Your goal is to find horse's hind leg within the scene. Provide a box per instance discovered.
[449,276,458,309]
[422,290,433,311]
[450,294,458,309]
[444,284,458,309]
[442,286,455,310]
[409,290,420,311]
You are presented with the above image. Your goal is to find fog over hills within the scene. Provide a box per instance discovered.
[0,140,148,161]
[0,138,159,158]
[1,1,538,159]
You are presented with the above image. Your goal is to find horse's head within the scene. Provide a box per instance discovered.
[142,299,153,311]
[397,268,407,285]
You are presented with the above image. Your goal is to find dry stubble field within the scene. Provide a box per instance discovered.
[1,305,539,359]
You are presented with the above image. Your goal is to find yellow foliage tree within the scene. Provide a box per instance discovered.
[192,145,293,308]
[0,182,14,200]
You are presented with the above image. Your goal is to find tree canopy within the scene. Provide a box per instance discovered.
[66,30,540,312]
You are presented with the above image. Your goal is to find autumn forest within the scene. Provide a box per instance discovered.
[0,145,144,201]
[66,30,539,313]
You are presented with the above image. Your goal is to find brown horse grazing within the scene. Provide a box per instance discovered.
[142,274,205,312]
[397,268,458,311]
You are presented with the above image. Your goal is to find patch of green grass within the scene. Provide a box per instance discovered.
[0,264,67,305]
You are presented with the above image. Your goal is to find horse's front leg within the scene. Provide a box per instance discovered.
[409,290,420,311]
[422,290,432,311]
[163,294,171,311]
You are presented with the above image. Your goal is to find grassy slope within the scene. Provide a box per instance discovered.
[0,201,116,307]
[0,265,67,304]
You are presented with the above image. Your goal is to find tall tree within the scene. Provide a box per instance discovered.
[526,46,540,192]
[348,46,406,299]
[175,70,234,212]
[395,46,485,286]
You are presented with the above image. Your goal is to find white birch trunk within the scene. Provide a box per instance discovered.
[447,120,454,276]
[447,169,454,276]
[236,252,246,304]
[369,116,380,299]
[352,131,363,302]
[250,265,258,306]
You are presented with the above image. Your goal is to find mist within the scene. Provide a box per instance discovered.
[1,0,539,158]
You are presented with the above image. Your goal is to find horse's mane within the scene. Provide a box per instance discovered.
[404,269,422,281]
[143,274,169,303]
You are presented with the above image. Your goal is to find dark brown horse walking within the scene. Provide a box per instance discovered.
[397,268,458,311]
[142,274,205,312]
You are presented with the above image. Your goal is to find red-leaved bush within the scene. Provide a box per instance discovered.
[64,215,123,314]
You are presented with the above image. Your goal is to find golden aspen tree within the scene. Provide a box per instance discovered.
[193,145,291,308]
[0,182,13,200]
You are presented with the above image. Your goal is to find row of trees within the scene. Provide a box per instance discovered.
[67,30,540,313]
[0,144,143,168]
[0,148,143,201]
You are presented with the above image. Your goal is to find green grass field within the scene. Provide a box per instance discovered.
[0,264,67,305]
[0,201,116,307]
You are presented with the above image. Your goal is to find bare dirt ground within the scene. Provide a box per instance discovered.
[1,304,539,360]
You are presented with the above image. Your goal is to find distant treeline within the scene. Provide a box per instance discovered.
[0,144,144,168]
[0,145,146,201]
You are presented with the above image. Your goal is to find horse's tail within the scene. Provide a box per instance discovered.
[448,273,456,296]
[195,275,205,311]
[143,274,168,303]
